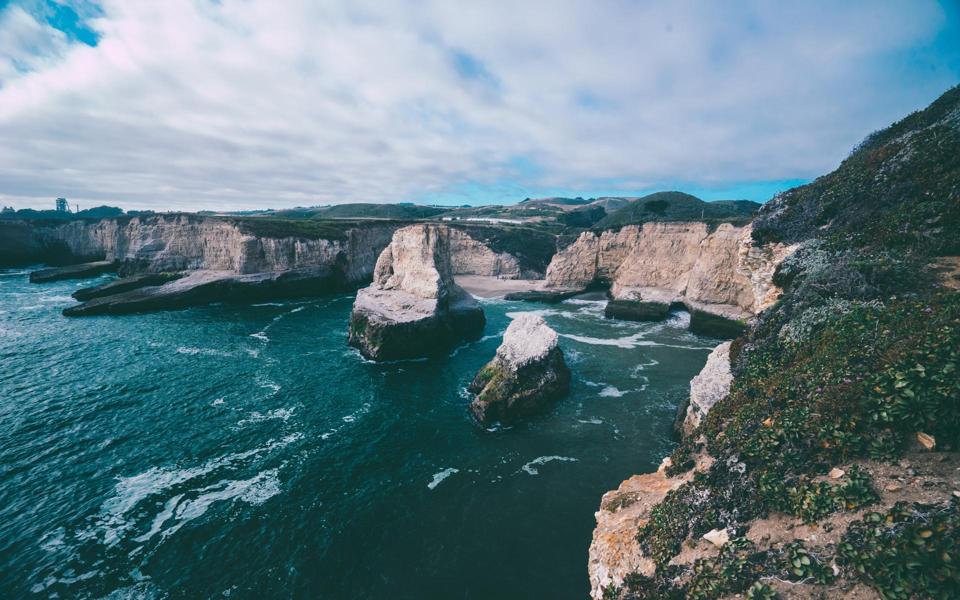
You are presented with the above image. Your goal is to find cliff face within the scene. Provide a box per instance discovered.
[348,224,485,360]
[24,215,527,282]
[545,222,794,319]
[447,227,523,279]
[38,215,396,282]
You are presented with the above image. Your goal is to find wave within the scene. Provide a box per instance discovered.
[599,386,627,398]
[521,455,578,475]
[87,433,301,549]
[427,467,459,490]
[237,407,295,427]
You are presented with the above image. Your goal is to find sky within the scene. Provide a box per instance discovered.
[0,1,958,212]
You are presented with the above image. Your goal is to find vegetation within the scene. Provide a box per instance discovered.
[838,501,959,598]
[0,205,125,220]
[593,192,759,230]
[230,217,382,241]
[605,86,960,599]
[449,223,559,275]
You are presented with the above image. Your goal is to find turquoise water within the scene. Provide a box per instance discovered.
[0,268,718,599]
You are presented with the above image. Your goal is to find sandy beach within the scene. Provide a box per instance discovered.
[455,275,547,299]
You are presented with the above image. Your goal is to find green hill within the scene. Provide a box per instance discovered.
[593,191,759,229]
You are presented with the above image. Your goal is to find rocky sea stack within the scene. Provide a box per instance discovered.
[468,313,570,425]
[348,224,485,361]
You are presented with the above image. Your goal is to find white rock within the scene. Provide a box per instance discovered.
[829,467,845,479]
[497,313,559,369]
[683,342,733,435]
[703,528,730,547]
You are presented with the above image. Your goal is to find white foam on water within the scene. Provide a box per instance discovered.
[236,407,295,427]
[521,455,578,475]
[211,398,225,406]
[562,331,652,348]
[599,386,627,398]
[251,302,284,307]
[427,467,459,490]
[87,433,300,548]
[290,306,305,313]
[562,332,715,351]
[40,295,76,303]
[577,418,603,425]
[176,346,234,358]
[666,311,692,328]
[256,377,281,394]
[631,358,659,374]
[249,331,270,342]
[133,468,281,544]
[505,309,559,320]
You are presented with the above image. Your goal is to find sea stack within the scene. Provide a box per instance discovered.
[348,224,485,361]
[468,313,570,425]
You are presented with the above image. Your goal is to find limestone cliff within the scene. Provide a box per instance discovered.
[544,222,794,320]
[348,224,485,360]
[37,215,396,282]
[468,313,570,425]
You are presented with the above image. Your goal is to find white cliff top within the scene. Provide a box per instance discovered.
[496,313,559,368]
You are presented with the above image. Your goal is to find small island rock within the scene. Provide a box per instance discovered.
[468,313,570,425]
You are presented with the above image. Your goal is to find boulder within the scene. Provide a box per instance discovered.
[348,224,485,361]
[468,313,570,425]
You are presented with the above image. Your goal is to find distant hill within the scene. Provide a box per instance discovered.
[518,197,592,207]
[308,203,449,220]
[593,191,759,229]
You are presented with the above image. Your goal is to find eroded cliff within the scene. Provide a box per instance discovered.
[544,222,794,321]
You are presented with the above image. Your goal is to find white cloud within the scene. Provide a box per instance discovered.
[0,0,955,210]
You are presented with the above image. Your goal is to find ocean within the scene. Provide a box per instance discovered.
[0,268,717,599]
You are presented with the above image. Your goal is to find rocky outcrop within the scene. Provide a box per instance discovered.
[72,272,184,301]
[29,260,117,283]
[62,268,337,316]
[348,225,485,360]
[683,341,733,436]
[468,313,570,425]
[543,222,795,323]
[588,457,700,599]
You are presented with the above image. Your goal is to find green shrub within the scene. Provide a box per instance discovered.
[838,501,960,599]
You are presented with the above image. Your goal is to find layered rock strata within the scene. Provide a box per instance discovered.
[348,225,485,361]
[468,313,570,425]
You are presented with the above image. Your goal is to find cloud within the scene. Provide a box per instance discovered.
[0,0,956,210]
